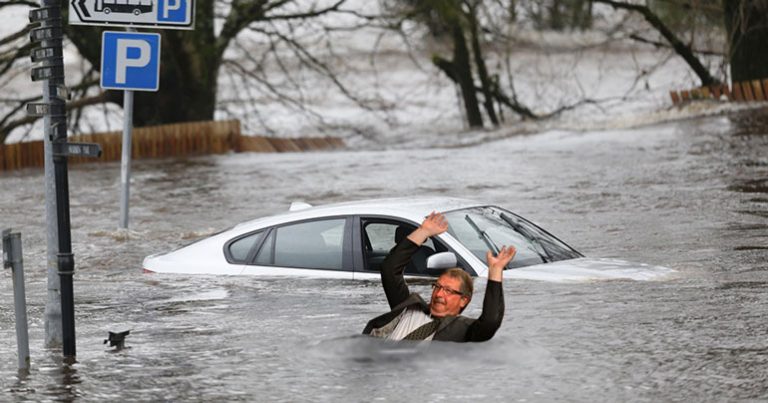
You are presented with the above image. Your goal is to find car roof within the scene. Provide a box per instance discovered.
[232,197,488,231]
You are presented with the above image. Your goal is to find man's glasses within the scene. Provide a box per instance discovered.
[432,283,464,297]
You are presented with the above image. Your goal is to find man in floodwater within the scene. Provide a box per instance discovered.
[363,211,516,342]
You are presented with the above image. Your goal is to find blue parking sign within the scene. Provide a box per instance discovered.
[100,31,161,91]
[158,0,188,23]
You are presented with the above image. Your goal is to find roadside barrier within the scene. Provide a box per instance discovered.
[0,120,345,172]
[670,79,768,105]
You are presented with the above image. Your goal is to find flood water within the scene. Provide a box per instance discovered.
[1,108,767,401]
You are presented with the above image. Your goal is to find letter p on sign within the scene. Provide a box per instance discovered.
[158,0,187,22]
[116,39,151,84]
[163,0,181,18]
[100,31,161,92]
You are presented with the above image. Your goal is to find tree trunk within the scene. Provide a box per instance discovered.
[467,4,498,126]
[571,0,593,30]
[723,0,768,83]
[544,0,593,31]
[451,24,483,128]
[549,0,565,30]
[508,0,517,23]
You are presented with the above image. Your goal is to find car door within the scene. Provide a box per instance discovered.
[239,216,354,278]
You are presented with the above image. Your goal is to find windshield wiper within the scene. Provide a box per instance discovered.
[464,214,500,254]
[464,213,501,256]
[501,212,550,263]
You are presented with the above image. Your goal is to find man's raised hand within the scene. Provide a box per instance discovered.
[486,245,516,282]
[407,211,448,245]
[421,211,448,237]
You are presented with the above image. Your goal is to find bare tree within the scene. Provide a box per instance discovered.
[383,0,541,129]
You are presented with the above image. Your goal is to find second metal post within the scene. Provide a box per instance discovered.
[119,88,133,229]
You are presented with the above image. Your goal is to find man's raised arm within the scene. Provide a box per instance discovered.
[466,245,516,341]
[380,212,448,308]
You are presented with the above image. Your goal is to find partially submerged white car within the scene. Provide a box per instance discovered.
[143,197,674,282]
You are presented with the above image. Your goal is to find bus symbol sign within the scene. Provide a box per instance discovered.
[98,0,153,16]
[69,0,194,29]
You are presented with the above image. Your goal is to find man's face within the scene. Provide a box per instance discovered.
[429,274,470,318]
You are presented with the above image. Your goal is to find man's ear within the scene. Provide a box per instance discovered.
[460,296,470,309]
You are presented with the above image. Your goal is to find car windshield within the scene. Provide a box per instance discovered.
[445,206,582,269]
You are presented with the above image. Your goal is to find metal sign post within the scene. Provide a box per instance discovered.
[120,85,134,229]
[100,30,161,228]
[28,0,103,360]
[30,1,63,350]
[28,0,76,359]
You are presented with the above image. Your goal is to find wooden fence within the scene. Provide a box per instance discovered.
[670,79,768,105]
[0,120,344,172]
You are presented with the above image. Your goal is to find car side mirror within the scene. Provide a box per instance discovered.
[426,252,457,275]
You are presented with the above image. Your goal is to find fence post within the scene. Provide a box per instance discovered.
[3,229,31,372]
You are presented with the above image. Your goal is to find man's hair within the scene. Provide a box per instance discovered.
[442,268,474,297]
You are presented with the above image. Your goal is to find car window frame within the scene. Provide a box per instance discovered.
[240,216,355,272]
[223,229,268,264]
[352,215,477,277]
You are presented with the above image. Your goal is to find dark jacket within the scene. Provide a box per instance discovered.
[363,238,504,342]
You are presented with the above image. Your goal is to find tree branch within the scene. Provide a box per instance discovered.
[216,0,269,59]
[433,55,539,120]
[254,23,380,111]
[591,0,720,86]
[0,1,37,10]
[1,92,111,144]
[264,0,345,20]
[216,0,349,61]
[0,25,31,47]
[0,44,32,77]
[627,33,724,56]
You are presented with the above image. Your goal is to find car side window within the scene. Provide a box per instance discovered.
[365,223,396,254]
[227,230,264,263]
[362,220,437,275]
[254,219,346,270]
